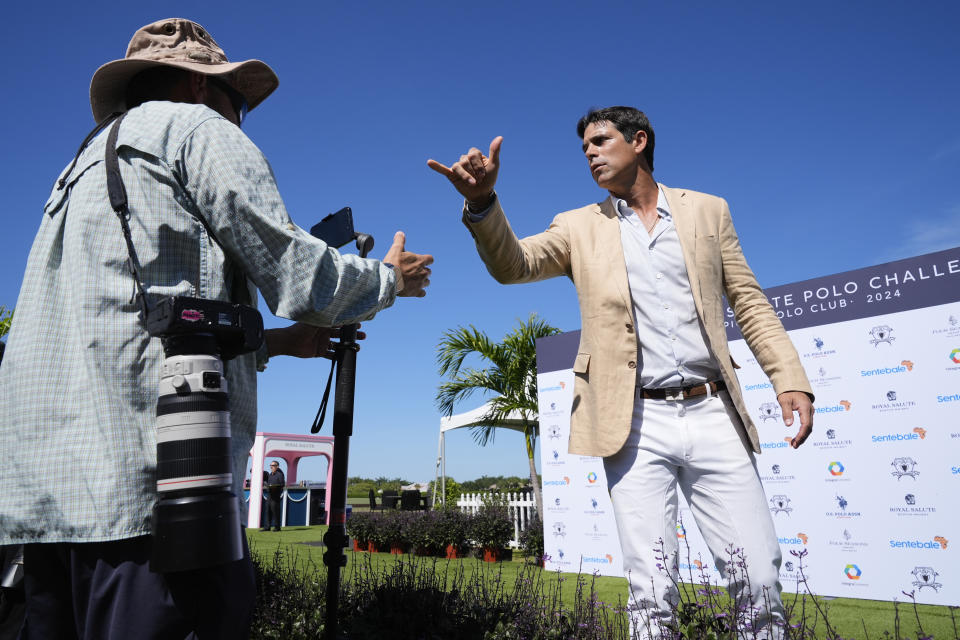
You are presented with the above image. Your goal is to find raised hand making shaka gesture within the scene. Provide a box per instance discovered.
[427,136,503,209]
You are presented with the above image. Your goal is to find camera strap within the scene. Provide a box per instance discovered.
[105,113,152,320]
[310,359,336,433]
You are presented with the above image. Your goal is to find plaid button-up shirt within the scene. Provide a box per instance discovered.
[0,102,396,544]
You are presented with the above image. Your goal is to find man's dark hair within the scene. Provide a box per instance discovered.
[125,66,193,110]
[576,106,656,172]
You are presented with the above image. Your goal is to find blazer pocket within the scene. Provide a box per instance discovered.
[573,352,591,374]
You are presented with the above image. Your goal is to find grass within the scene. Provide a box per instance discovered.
[248,526,958,639]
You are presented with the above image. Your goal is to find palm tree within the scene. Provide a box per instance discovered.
[436,313,560,516]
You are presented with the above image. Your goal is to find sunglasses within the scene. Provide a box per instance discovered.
[208,76,249,127]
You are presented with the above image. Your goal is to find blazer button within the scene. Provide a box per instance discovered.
[627,361,636,369]
[625,323,633,333]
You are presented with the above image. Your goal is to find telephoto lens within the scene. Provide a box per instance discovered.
[151,333,243,572]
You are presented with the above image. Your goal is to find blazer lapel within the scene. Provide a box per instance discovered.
[661,184,702,308]
[596,199,633,313]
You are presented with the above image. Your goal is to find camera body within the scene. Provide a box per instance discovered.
[147,296,263,573]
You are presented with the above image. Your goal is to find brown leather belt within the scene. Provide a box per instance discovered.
[640,380,726,400]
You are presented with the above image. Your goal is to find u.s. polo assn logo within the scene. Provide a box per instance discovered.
[869,325,896,347]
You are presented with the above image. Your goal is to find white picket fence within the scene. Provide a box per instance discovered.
[456,491,537,548]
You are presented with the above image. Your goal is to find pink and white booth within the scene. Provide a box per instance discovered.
[246,432,335,528]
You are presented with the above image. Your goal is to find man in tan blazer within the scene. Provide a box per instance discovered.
[429,106,813,639]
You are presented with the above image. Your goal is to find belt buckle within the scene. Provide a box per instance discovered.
[665,386,685,401]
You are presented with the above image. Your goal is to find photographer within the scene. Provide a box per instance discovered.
[0,18,432,639]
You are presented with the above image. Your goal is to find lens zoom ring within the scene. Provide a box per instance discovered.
[157,437,232,480]
[157,392,229,416]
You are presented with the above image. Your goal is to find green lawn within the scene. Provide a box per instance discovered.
[248,526,957,639]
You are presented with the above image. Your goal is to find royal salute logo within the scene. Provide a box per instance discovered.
[891,457,920,480]
[911,567,943,592]
[770,494,793,516]
[762,463,796,483]
[547,497,569,514]
[758,402,781,422]
[891,493,937,517]
[812,427,853,450]
[872,390,916,413]
[868,325,896,347]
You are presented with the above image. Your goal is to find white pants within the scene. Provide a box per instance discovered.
[602,390,784,640]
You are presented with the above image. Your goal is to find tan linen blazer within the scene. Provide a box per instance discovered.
[463,184,813,457]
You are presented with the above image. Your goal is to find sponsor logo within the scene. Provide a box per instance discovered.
[844,564,862,580]
[552,522,567,538]
[827,494,862,518]
[813,428,853,450]
[778,534,808,545]
[803,336,838,359]
[547,497,569,513]
[758,402,781,422]
[872,390,917,413]
[829,528,868,550]
[761,463,796,483]
[891,493,937,516]
[745,382,773,392]
[868,325,895,347]
[543,476,571,487]
[538,381,567,393]
[761,439,790,450]
[584,497,606,516]
[932,316,960,338]
[860,360,914,377]
[911,567,943,592]
[816,400,852,414]
[889,537,948,550]
[828,461,845,476]
[951,349,960,364]
[586,471,598,484]
[937,393,960,403]
[871,427,927,443]
[770,494,793,515]
[810,366,842,388]
[891,457,920,480]
[676,522,686,539]
[546,425,562,439]
[583,554,615,565]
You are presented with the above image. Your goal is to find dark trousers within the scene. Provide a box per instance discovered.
[19,535,255,640]
[266,497,282,529]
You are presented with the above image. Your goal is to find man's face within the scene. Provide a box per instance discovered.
[270,463,279,473]
[581,121,645,191]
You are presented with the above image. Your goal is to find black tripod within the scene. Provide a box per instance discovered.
[309,212,374,640]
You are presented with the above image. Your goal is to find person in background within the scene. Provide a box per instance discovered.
[262,461,286,532]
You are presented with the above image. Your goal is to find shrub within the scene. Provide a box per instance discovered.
[405,510,444,554]
[468,504,513,550]
[518,515,544,563]
[436,507,471,550]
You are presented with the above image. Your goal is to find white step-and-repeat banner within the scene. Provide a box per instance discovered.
[535,246,960,604]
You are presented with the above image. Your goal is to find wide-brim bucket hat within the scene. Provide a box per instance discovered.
[90,18,279,123]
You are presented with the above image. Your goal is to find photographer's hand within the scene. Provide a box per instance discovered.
[382,231,433,297]
[265,323,365,359]
[427,136,502,210]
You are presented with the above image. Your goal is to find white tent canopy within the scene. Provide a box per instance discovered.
[434,402,534,506]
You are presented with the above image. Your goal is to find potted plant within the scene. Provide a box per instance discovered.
[469,505,513,562]
[345,511,370,552]
[518,516,544,566]
[437,508,470,558]
[386,511,410,554]
[407,510,444,556]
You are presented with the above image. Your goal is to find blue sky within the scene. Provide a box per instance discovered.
[2,1,959,485]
